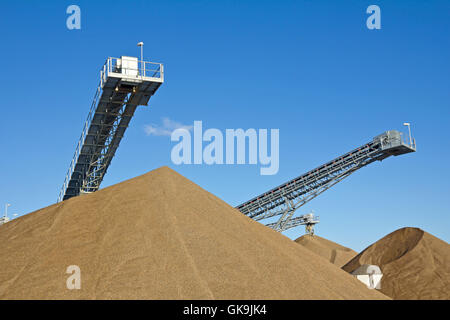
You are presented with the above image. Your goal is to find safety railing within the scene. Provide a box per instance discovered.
[101,57,163,86]
[400,131,416,150]
[58,79,102,202]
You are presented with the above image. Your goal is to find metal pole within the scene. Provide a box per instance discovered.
[142,44,145,76]
[403,123,412,146]
[408,125,412,146]
[137,42,144,76]
[5,203,10,219]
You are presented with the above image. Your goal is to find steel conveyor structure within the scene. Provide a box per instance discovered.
[236,130,416,232]
[58,56,164,202]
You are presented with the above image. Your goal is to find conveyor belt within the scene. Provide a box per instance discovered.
[236,130,416,232]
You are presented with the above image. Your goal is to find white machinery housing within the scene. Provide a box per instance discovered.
[351,264,383,289]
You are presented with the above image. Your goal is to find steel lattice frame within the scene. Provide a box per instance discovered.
[237,131,416,232]
[81,97,137,193]
[58,57,163,202]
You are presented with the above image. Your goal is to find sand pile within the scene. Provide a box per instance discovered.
[0,166,387,299]
[295,235,357,267]
[342,227,450,300]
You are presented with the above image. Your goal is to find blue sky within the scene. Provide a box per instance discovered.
[0,0,449,251]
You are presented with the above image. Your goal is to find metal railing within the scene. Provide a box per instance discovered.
[58,78,102,202]
[400,131,416,150]
[102,57,163,84]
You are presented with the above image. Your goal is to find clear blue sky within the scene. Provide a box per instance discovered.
[0,0,448,251]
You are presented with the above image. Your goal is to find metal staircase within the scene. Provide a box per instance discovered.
[236,130,416,232]
[58,56,164,202]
